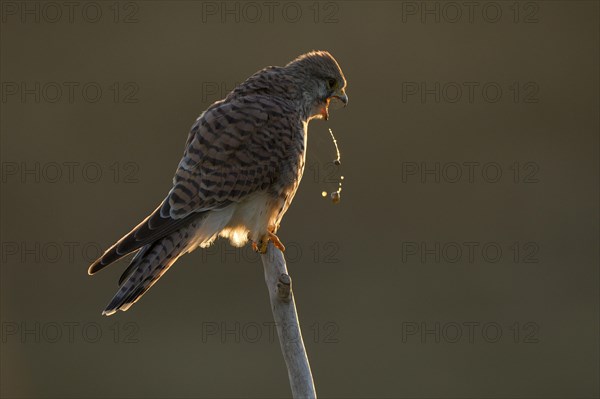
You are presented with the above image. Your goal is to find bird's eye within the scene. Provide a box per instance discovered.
[327,78,337,89]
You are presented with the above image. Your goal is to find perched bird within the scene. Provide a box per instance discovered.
[88,51,348,315]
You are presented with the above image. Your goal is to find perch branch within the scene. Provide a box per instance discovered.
[261,242,317,398]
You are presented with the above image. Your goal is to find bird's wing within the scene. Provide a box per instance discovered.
[88,96,294,274]
[167,97,279,217]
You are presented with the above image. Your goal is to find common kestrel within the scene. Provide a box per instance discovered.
[88,51,348,315]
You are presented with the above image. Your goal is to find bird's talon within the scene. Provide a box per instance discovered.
[268,232,286,252]
[252,232,285,254]
[259,239,269,254]
[252,237,269,254]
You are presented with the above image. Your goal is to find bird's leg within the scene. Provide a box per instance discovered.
[252,226,285,254]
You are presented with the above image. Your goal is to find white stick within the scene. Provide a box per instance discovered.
[261,243,317,398]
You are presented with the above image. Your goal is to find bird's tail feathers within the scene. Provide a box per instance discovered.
[102,222,197,316]
[99,207,234,316]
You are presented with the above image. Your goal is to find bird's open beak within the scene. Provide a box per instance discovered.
[320,89,348,120]
[332,88,348,107]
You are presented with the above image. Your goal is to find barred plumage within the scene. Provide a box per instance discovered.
[89,51,348,315]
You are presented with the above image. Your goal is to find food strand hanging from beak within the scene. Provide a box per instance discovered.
[320,128,344,204]
[328,128,341,166]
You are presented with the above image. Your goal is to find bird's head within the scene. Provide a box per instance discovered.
[286,51,348,121]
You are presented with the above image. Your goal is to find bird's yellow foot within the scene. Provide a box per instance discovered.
[252,232,286,254]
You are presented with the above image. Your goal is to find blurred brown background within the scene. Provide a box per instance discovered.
[1,1,598,398]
